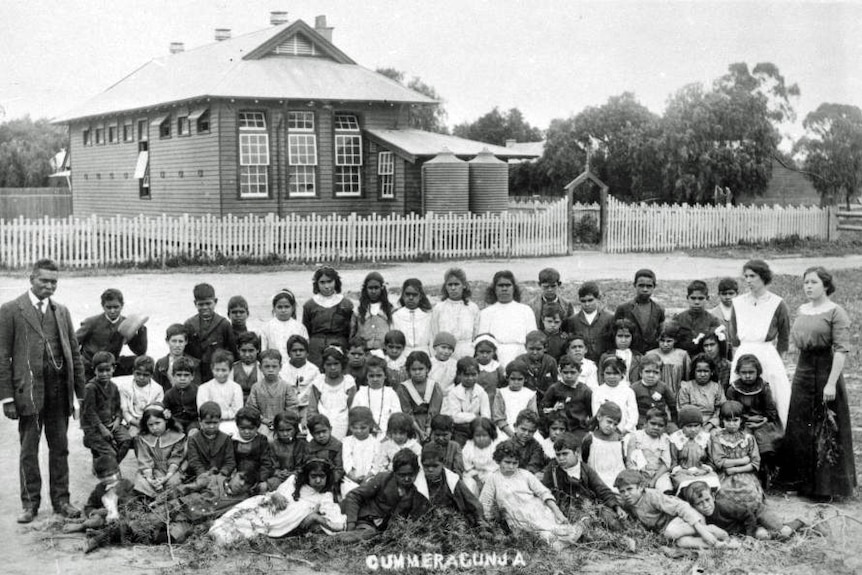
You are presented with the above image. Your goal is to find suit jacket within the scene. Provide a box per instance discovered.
[76,313,148,367]
[154,354,202,391]
[184,313,236,372]
[613,300,666,355]
[567,309,615,361]
[0,292,86,417]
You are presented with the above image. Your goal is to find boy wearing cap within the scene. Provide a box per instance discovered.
[429,331,458,397]
[76,288,148,380]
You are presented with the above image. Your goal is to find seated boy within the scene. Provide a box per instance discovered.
[76,288,148,380]
[542,432,625,529]
[428,414,465,476]
[232,331,264,403]
[515,330,558,403]
[336,448,429,542]
[673,281,721,357]
[511,409,547,475]
[417,443,484,526]
[429,332,458,396]
[162,357,201,434]
[81,351,133,464]
[540,356,592,444]
[184,283,236,382]
[186,401,236,484]
[615,469,735,549]
[63,454,135,533]
[155,324,202,391]
[118,355,163,437]
[540,303,570,361]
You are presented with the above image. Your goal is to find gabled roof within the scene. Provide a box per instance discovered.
[366,129,541,164]
[56,19,435,123]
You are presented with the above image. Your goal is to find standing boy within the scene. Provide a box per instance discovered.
[568,282,615,362]
[0,259,86,523]
[529,267,575,329]
[184,283,236,382]
[81,351,133,464]
[614,269,665,355]
[154,324,202,391]
[76,288,148,381]
[674,280,721,357]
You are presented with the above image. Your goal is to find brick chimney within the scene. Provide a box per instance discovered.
[214,28,231,41]
[169,42,185,54]
[315,15,333,42]
[270,11,289,26]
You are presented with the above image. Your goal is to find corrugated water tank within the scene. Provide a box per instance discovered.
[468,148,508,214]
[422,148,469,214]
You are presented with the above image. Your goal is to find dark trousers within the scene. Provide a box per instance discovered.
[18,367,70,511]
[84,424,133,463]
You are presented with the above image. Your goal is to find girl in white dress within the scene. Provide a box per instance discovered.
[581,401,627,492]
[391,278,433,356]
[729,260,791,426]
[259,290,308,358]
[307,346,357,440]
[478,271,535,368]
[351,356,401,437]
[430,268,480,360]
[462,417,500,496]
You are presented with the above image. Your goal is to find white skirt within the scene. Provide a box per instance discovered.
[731,341,790,428]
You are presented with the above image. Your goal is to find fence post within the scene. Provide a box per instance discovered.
[565,188,575,255]
[599,188,609,251]
[827,205,838,240]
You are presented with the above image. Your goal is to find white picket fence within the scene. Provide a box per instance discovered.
[605,195,831,253]
[0,200,569,269]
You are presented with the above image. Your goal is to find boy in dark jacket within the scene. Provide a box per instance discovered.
[184,283,236,382]
[81,351,133,463]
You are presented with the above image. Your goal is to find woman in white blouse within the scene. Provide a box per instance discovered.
[430,268,480,360]
[478,270,535,368]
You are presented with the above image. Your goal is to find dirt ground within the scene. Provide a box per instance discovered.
[2,251,862,574]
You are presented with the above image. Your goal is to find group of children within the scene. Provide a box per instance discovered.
[69,266,804,553]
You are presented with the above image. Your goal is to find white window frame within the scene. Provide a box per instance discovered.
[83,128,92,146]
[239,111,269,198]
[378,151,394,199]
[288,111,314,131]
[334,113,362,197]
[123,121,134,142]
[95,126,105,145]
[177,115,190,136]
[137,119,148,142]
[288,133,317,197]
[108,124,118,144]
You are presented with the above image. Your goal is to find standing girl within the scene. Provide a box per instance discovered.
[395,350,442,442]
[430,268,481,360]
[474,334,506,406]
[351,356,402,437]
[302,267,354,368]
[134,403,186,498]
[478,270,536,368]
[779,267,856,499]
[581,401,627,491]
[350,272,393,352]
[646,324,690,398]
[260,290,309,357]
[307,346,357,440]
[599,319,643,385]
[710,401,764,516]
[391,279,433,356]
[442,357,491,445]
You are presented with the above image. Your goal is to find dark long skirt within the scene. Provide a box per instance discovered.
[780,348,856,497]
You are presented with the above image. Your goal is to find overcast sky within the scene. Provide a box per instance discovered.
[2,0,860,138]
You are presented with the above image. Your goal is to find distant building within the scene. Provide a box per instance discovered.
[736,158,820,206]
[56,16,536,217]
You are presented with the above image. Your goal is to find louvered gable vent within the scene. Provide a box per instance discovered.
[272,33,319,57]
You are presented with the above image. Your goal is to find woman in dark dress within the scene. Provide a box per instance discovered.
[302,267,354,368]
[779,267,856,499]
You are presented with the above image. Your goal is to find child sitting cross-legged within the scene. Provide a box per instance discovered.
[625,408,673,493]
[417,442,484,525]
[81,351,134,464]
[541,355,593,446]
[581,401,626,491]
[197,350,243,438]
[186,401,236,485]
[428,414,465,476]
[247,349,300,439]
[461,417,500,496]
[118,355,163,438]
[442,356,491,446]
[615,469,737,549]
[267,409,308,490]
[370,412,423,475]
[669,406,721,494]
[210,457,350,544]
[479,439,584,551]
[542,432,626,530]
[342,406,380,485]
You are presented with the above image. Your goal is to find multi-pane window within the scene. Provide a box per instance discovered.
[334,113,362,196]
[123,121,134,142]
[239,111,269,198]
[288,111,317,197]
[178,116,190,136]
[196,111,210,133]
[378,151,394,199]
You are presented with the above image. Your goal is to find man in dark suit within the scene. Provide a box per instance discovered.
[0,259,86,523]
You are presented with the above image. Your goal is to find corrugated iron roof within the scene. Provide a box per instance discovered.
[366,129,541,164]
[56,20,435,122]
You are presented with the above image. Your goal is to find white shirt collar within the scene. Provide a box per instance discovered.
[28,290,47,308]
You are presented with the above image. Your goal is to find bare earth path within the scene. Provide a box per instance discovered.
[1,252,861,574]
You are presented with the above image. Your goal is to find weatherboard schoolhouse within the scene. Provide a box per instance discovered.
[57,15,535,218]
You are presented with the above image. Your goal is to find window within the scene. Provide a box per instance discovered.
[137,119,148,141]
[95,127,105,145]
[134,143,150,199]
[123,121,134,142]
[334,114,362,196]
[178,116,190,136]
[159,116,171,138]
[83,128,91,146]
[378,151,394,199]
[239,111,269,198]
[288,111,314,131]
[287,111,317,197]
[108,124,117,144]
[189,108,210,133]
